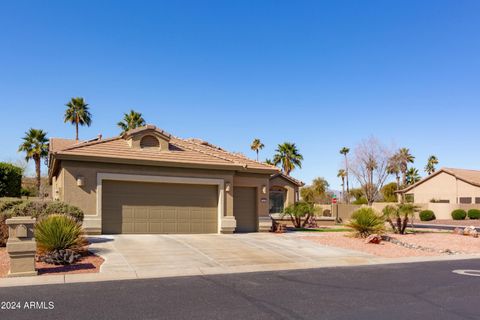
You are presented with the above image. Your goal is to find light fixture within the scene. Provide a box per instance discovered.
[76,176,85,187]
[262,185,267,194]
[225,182,231,192]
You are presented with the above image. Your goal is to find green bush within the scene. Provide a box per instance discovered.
[419,210,436,221]
[451,209,467,220]
[0,163,23,197]
[0,200,84,246]
[347,207,385,238]
[35,215,87,255]
[467,209,480,220]
[283,201,314,228]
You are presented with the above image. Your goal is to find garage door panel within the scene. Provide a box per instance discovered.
[102,180,218,234]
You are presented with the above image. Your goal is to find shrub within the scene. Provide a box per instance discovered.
[419,210,436,221]
[0,163,23,197]
[347,207,385,238]
[0,200,84,246]
[35,214,87,256]
[382,204,419,234]
[451,209,467,220]
[283,201,314,228]
[467,209,480,220]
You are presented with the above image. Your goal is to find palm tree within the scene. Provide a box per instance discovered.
[339,147,350,203]
[117,110,146,134]
[273,142,303,175]
[405,167,421,185]
[18,129,49,194]
[396,148,415,186]
[250,139,265,161]
[264,158,275,166]
[425,155,439,175]
[387,154,402,189]
[337,169,346,202]
[64,97,92,141]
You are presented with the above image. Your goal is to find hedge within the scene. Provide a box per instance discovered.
[0,200,84,246]
[451,209,467,220]
[419,210,436,221]
[467,209,480,220]
[0,163,23,197]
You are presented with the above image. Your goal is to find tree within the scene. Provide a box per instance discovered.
[405,167,421,185]
[425,155,439,175]
[387,153,402,189]
[349,137,391,205]
[349,188,365,203]
[264,159,275,166]
[337,169,346,202]
[273,142,303,175]
[117,110,146,134]
[339,147,350,203]
[381,182,398,202]
[282,201,314,228]
[18,129,49,194]
[300,187,316,203]
[396,148,415,186]
[300,177,330,204]
[382,203,419,234]
[64,97,92,141]
[250,139,265,161]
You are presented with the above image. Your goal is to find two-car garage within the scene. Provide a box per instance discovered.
[101,180,257,234]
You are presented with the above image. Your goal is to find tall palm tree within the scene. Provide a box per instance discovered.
[264,158,275,166]
[64,97,92,141]
[273,142,303,175]
[387,154,402,189]
[118,110,146,134]
[337,169,346,201]
[425,155,439,175]
[339,147,350,203]
[396,148,415,186]
[405,167,421,185]
[18,129,49,194]
[250,138,265,161]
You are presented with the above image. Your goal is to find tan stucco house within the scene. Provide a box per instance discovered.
[397,167,480,204]
[48,125,303,234]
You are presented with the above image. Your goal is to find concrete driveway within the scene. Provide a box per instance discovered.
[89,233,377,278]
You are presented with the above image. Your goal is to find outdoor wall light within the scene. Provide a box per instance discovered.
[262,185,267,194]
[76,176,85,187]
[225,182,231,192]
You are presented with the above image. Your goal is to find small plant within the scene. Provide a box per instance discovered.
[35,215,87,264]
[419,210,436,221]
[467,209,480,220]
[382,204,419,234]
[283,201,314,228]
[347,207,385,238]
[40,249,82,265]
[451,209,467,220]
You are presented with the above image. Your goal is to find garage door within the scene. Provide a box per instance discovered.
[102,180,218,234]
[233,187,257,232]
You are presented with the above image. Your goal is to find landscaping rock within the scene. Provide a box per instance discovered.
[365,234,382,244]
[453,227,464,235]
[471,230,479,238]
[464,226,477,236]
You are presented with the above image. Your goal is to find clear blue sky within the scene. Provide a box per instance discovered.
[1,1,479,189]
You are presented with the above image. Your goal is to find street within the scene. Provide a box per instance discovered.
[1,259,479,320]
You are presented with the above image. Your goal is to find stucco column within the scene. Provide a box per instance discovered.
[6,217,37,277]
[221,182,236,233]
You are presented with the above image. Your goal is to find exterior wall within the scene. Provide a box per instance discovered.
[269,176,299,207]
[404,172,480,204]
[56,160,270,233]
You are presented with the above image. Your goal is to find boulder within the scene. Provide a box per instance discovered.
[471,230,479,238]
[453,227,464,235]
[365,234,382,244]
[464,226,477,236]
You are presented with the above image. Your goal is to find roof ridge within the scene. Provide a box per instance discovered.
[174,138,245,166]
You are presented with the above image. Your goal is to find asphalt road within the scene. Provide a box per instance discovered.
[1,259,480,320]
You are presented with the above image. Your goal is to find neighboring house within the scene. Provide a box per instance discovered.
[269,173,304,213]
[397,167,480,204]
[48,125,302,234]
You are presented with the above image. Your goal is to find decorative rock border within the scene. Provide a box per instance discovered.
[381,235,463,255]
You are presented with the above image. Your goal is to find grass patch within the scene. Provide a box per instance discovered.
[293,228,352,233]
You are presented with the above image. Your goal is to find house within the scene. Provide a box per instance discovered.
[397,167,480,204]
[48,125,302,234]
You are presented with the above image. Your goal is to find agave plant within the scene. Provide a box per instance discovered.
[347,207,385,238]
[35,214,88,256]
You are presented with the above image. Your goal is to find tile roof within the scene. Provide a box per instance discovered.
[270,172,305,186]
[399,167,480,192]
[49,138,80,152]
[50,126,279,172]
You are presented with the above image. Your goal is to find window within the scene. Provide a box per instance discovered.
[459,197,472,204]
[437,199,450,203]
[269,191,285,214]
[475,197,480,204]
[140,135,160,149]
